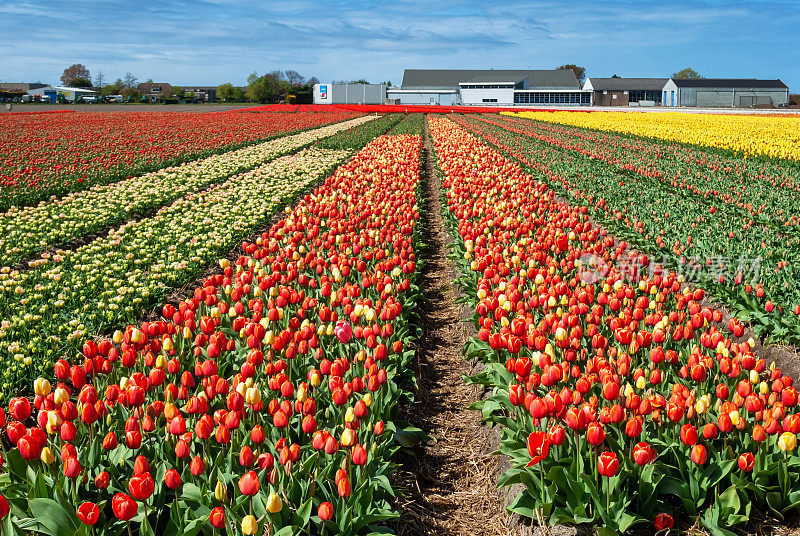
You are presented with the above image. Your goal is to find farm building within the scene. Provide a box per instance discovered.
[313,83,386,105]
[0,82,47,93]
[138,83,173,97]
[583,78,668,106]
[182,86,218,102]
[661,79,789,107]
[386,69,589,106]
[26,86,98,103]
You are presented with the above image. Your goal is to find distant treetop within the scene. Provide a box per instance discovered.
[557,64,586,83]
[672,67,704,79]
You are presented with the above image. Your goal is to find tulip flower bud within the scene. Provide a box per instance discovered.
[214,480,227,502]
[241,515,258,535]
[40,446,55,465]
[266,492,282,514]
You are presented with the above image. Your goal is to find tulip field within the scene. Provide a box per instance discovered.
[0,109,359,210]
[2,108,800,536]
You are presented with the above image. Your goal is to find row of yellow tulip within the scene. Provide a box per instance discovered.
[504,111,800,161]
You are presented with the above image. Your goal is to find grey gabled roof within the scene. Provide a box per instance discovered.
[587,78,668,91]
[401,69,579,89]
[460,73,528,84]
[671,78,788,89]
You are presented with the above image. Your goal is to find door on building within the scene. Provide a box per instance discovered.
[670,91,674,106]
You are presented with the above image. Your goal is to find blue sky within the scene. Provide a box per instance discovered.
[1,0,798,90]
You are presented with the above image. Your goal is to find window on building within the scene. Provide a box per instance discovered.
[482,98,498,102]
[513,92,590,105]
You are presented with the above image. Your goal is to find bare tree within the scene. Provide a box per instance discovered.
[284,69,305,86]
[94,71,106,88]
[61,64,91,86]
[122,72,139,89]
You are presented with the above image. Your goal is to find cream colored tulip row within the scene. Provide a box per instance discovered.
[0,147,350,396]
[0,115,375,267]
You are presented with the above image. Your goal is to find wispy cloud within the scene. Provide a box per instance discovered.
[0,0,797,88]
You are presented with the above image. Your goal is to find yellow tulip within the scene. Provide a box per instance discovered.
[266,492,282,514]
[33,377,51,396]
[40,447,55,465]
[779,432,797,452]
[241,515,258,535]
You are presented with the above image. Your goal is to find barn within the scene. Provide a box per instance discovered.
[661,79,789,107]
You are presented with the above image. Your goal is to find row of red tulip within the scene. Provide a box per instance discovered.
[0,116,377,267]
[428,115,800,534]
[0,132,422,535]
[450,113,800,348]
[0,110,360,210]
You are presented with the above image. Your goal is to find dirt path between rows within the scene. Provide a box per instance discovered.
[391,117,515,535]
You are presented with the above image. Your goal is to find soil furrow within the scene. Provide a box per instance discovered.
[391,116,513,536]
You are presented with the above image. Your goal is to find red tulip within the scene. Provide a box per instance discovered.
[112,493,137,521]
[125,430,142,449]
[738,452,755,472]
[548,424,566,446]
[63,456,82,479]
[190,456,205,476]
[165,469,182,489]
[690,444,707,465]
[239,446,255,467]
[95,471,110,489]
[625,416,643,438]
[632,442,656,466]
[210,506,226,529]
[129,472,155,501]
[337,475,352,497]
[9,397,31,422]
[318,501,334,521]
[238,470,260,496]
[680,423,698,446]
[103,431,118,450]
[597,451,619,477]
[133,455,150,475]
[586,422,606,446]
[352,444,368,466]
[18,436,41,460]
[77,502,100,525]
[653,513,674,530]
[526,431,550,467]
[250,425,265,443]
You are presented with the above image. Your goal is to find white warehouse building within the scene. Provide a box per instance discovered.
[386,69,589,106]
